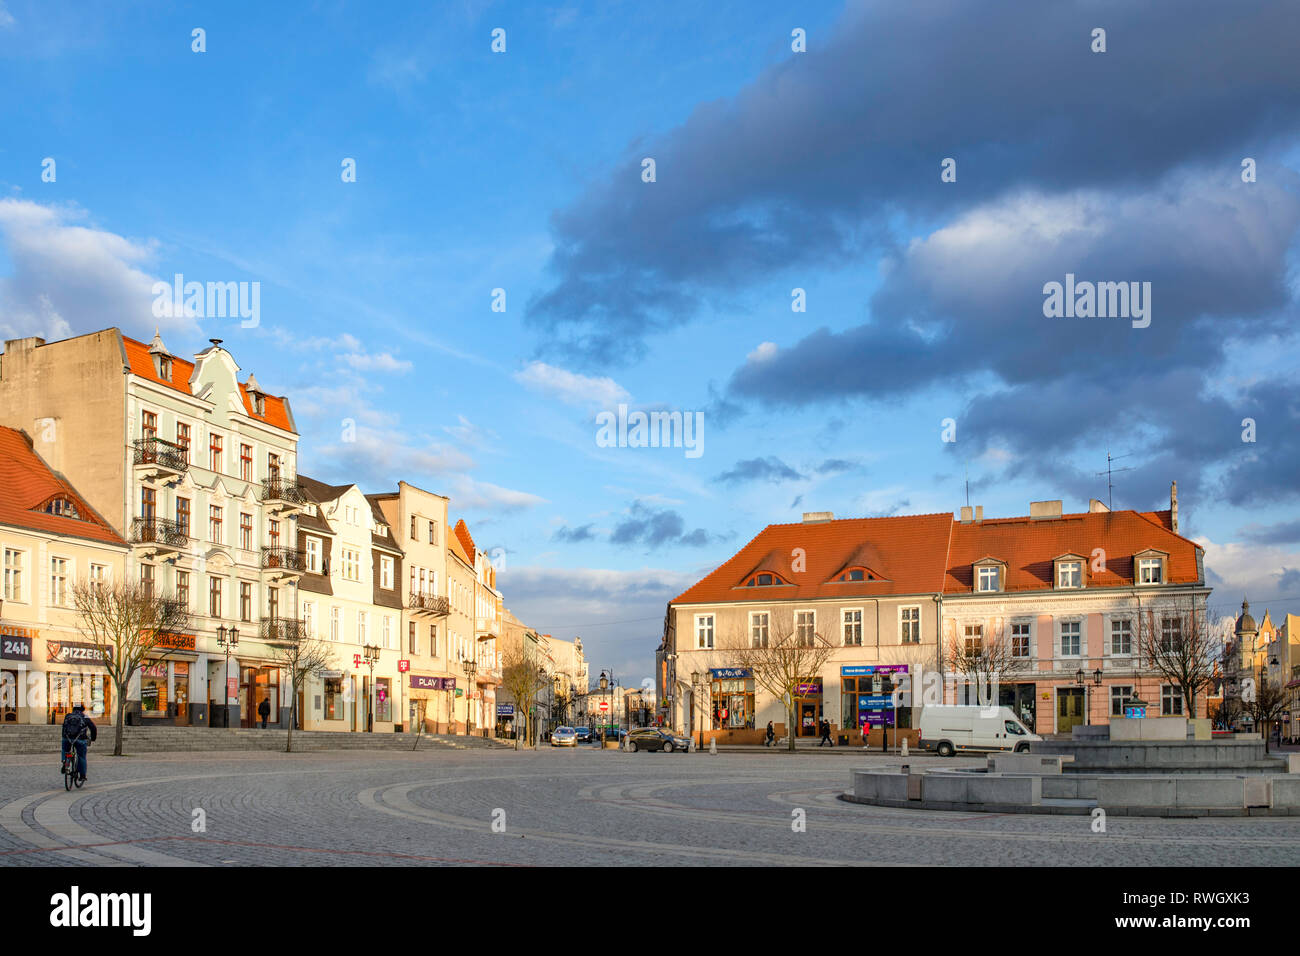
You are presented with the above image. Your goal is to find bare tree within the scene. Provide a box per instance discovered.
[1242,672,1290,754]
[729,607,836,751]
[266,630,336,753]
[499,640,545,750]
[71,579,191,756]
[943,617,1030,707]
[1137,601,1218,717]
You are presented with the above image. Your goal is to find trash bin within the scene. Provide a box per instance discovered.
[837,734,849,746]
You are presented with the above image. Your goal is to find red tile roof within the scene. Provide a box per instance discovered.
[672,508,1204,605]
[453,519,477,566]
[122,336,294,432]
[0,427,127,546]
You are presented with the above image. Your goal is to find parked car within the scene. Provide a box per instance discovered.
[574,727,592,743]
[917,705,1041,756]
[626,727,690,753]
[551,726,578,747]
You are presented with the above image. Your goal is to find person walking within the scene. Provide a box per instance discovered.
[764,720,775,748]
[258,696,271,729]
[818,718,834,747]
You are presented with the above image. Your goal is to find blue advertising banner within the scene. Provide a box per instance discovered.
[710,667,752,679]
[497,704,515,716]
[841,664,909,677]
[858,695,894,709]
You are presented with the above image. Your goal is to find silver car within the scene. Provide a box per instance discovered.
[551,726,578,747]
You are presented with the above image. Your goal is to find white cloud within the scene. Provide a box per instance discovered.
[747,341,778,363]
[515,360,630,408]
[0,199,192,341]
[341,350,412,373]
[1199,535,1300,613]
[0,2,14,29]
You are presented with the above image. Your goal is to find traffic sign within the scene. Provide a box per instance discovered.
[598,701,609,712]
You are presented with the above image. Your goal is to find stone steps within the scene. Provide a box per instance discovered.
[0,725,512,755]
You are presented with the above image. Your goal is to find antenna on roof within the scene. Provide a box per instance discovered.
[964,462,970,508]
[1095,450,1136,511]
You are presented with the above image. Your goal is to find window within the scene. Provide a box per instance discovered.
[358,611,368,644]
[842,608,863,646]
[159,355,172,379]
[410,516,417,540]
[267,453,280,482]
[209,432,223,472]
[142,410,157,440]
[428,520,436,545]
[176,570,189,609]
[209,577,223,618]
[1161,685,1184,716]
[750,612,769,648]
[324,678,344,720]
[1138,557,1163,584]
[1061,620,1081,656]
[268,519,280,549]
[1057,561,1082,588]
[172,496,190,537]
[976,565,1001,592]
[383,616,392,649]
[140,486,156,521]
[964,624,983,657]
[1110,619,1132,656]
[209,505,223,543]
[744,572,785,587]
[696,615,715,650]
[429,625,438,657]
[89,563,107,593]
[342,548,360,582]
[240,444,253,481]
[139,563,154,600]
[1110,685,1134,716]
[1004,720,1025,736]
[176,423,190,462]
[380,556,393,589]
[302,602,315,637]
[795,610,815,647]
[900,606,921,644]
[240,582,252,622]
[1160,617,1182,654]
[305,537,320,573]
[330,607,341,642]
[240,513,253,551]
[267,586,279,620]
[3,549,24,601]
[50,557,69,607]
[1012,622,1031,658]
[839,568,867,582]
[409,622,417,654]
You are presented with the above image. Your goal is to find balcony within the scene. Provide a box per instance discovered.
[408,592,450,617]
[476,668,502,686]
[133,438,189,483]
[260,546,306,581]
[260,617,308,644]
[131,517,188,557]
[260,476,308,515]
[476,616,500,640]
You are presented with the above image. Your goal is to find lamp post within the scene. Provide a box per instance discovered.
[534,665,546,746]
[691,670,703,748]
[362,643,381,732]
[216,625,239,727]
[598,671,609,745]
[463,658,478,736]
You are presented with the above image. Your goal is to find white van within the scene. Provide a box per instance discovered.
[918,705,1041,756]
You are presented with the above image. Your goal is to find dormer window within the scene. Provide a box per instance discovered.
[1057,560,1082,589]
[1137,557,1164,585]
[254,394,265,415]
[743,572,788,587]
[40,497,81,519]
[977,565,1001,592]
[836,568,874,582]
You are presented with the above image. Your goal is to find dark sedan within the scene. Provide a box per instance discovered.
[625,727,690,753]
[574,727,593,743]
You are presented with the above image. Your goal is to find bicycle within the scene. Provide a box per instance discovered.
[61,731,89,791]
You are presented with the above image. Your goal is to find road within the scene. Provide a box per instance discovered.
[3,748,1298,866]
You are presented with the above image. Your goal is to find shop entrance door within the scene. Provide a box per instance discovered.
[1057,688,1085,735]
[1,669,17,722]
[798,700,820,737]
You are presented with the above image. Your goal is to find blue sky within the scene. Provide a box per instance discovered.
[3,1,1300,686]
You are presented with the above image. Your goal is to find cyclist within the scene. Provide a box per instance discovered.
[61,703,97,782]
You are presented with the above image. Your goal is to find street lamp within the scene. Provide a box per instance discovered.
[362,643,381,732]
[463,658,478,736]
[216,625,239,727]
[691,671,703,748]
[534,665,546,746]
[598,671,609,745]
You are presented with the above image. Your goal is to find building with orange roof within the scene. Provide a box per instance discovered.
[0,330,306,728]
[0,426,130,725]
[662,486,1211,743]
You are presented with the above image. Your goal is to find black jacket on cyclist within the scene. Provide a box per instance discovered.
[61,710,98,743]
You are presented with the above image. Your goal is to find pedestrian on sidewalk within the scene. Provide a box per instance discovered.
[258,697,270,729]
[818,718,834,747]
[764,721,775,748]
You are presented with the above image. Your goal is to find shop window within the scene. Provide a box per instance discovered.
[324,678,345,720]
[375,678,392,722]
[141,660,169,716]
[710,677,755,730]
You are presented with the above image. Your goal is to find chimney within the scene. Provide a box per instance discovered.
[974,505,983,522]
[1089,499,1110,513]
[802,511,834,524]
[959,506,973,524]
[1030,500,1063,520]
[1171,481,1179,533]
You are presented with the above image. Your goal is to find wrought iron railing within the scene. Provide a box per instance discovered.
[260,618,308,643]
[260,477,308,505]
[409,593,450,616]
[260,547,306,572]
[131,517,189,548]
[133,437,189,473]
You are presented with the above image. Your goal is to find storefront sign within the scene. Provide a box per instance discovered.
[45,640,111,666]
[862,711,897,727]
[409,675,456,690]
[1124,706,1147,719]
[709,667,752,679]
[796,682,822,695]
[154,632,196,651]
[497,704,515,716]
[1,627,35,661]
[841,664,909,676]
[858,694,894,709]
[141,660,168,679]
[397,659,410,673]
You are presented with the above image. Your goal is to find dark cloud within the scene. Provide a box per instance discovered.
[552,523,597,543]
[714,455,804,485]
[1239,520,1300,547]
[816,458,856,475]
[1277,568,1300,594]
[610,501,717,550]
[790,495,803,510]
[528,0,1300,365]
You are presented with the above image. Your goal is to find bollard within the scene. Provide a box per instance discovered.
[709,737,718,755]
[900,738,909,757]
